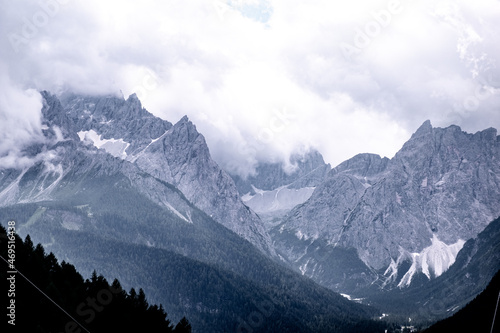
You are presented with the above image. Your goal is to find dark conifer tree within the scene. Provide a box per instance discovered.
[174,317,192,333]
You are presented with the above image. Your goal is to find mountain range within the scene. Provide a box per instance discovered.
[268,120,500,293]
[1,91,499,330]
[0,92,385,332]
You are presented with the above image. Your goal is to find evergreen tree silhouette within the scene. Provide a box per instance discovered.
[174,317,192,333]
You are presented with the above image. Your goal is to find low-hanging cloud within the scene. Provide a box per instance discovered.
[0,67,45,169]
[1,0,499,177]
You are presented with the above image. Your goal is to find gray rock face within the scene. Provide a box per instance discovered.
[331,153,389,179]
[38,92,275,256]
[273,121,500,290]
[132,116,275,255]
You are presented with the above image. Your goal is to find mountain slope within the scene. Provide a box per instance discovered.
[423,269,500,333]
[0,198,387,332]
[364,215,500,323]
[0,125,269,286]
[33,226,386,333]
[57,92,274,255]
[272,121,500,292]
[1,92,284,284]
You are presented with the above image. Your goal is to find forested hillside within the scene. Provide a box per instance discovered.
[0,225,190,333]
[423,269,500,332]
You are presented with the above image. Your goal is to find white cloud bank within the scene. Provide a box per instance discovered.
[0,65,45,169]
[1,0,499,175]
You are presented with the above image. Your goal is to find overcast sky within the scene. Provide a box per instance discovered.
[1,0,499,176]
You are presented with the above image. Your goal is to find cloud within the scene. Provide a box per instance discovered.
[1,0,499,176]
[0,66,45,169]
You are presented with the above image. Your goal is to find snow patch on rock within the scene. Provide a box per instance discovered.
[397,235,465,287]
[165,202,192,224]
[242,185,315,214]
[78,130,130,159]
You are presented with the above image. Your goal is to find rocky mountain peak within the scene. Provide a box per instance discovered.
[40,91,79,141]
[475,127,498,142]
[126,92,141,104]
[178,115,191,123]
[330,153,389,178]
[412,119,433,137]
[169,115,203,146]
[289,149,326,168]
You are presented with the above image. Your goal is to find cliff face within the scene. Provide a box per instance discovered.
[273,121,500,290]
